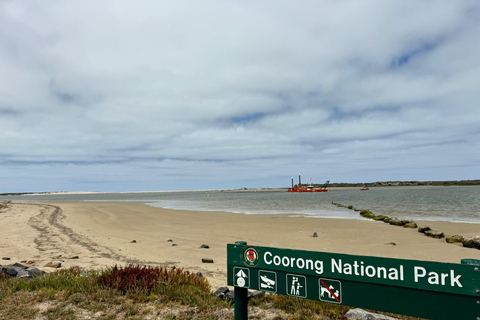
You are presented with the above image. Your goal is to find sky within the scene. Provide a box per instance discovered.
[1,0,480,192]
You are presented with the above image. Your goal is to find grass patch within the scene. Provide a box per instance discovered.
[0,265,425,319]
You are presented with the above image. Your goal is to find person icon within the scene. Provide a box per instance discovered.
[290,277,298,294]
[290,277,303,295]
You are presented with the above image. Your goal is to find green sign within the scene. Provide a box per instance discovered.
[227,243,480,320]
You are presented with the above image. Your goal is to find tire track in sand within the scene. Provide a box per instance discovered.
[25,202,176,267]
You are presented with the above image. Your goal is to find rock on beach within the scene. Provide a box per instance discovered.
[44,262,62,268]
[1,264,45,279]
[446,235,464,244]
[462,236,480,249]
[424,230,445,239]
[418,226,431,233]
[201,258,214,263]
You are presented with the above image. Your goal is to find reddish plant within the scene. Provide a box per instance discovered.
[97,265,209,294]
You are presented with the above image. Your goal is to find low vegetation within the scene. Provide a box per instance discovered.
[0,265,423,320]
[327,179,480,188]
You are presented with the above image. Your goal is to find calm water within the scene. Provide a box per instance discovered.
[2,186,480,223]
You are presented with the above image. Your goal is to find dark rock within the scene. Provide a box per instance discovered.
[44,262,62,268]
[167,239,173,242]
[388,218,405,226]
[446,235,464,244]
[313,232,318,238]
[130,240,137,243]
[418,226,431,233]
[359,210,375,219]
[2,266,29,278]
[347,205,354,210]
[225,290,235,301]
[172,243,178,246]
[2,267,17,277]
[68,256,79,259]
[27,268,44,278]
[462,236,480,249]
[403,221,418,229]
[372,215,387,221]
[363,212,376,219]
[424,230,445,239]
[248,290,265,300]
[386,242,396,246]
[202,258,214,263]
[2,257,10,261]
[213,287,230,299]
[346,308,397,320]
[200,244,210,249]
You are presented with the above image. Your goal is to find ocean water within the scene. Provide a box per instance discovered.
[2,186,480,223]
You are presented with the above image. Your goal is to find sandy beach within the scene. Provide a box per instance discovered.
[1,200,479,289]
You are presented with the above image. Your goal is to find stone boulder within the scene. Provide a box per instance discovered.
[44,262,62,268]
[418,226,431,233]
[213,287,229,299]
[424,230,445,239]
[346,308,398,320]
[382,217,392,224]
[359,210,375,218]
[27,268,44,278]
[462,236,480,249]
[446,235,464,244]
[201,258,214,263]
[388,218,408,226]
[225,290,235,302]
[403,221,418,229]
[248,290,265,300]
[1,266,30,278]
[213,287,265,303]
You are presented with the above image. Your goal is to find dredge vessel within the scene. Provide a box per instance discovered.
[288,174,329,192]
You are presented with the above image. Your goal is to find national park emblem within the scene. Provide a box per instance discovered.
[244,247,259,266]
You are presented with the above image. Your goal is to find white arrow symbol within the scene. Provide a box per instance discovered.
[236,270,247,278]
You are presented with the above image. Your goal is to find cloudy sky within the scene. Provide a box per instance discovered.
[1,0,479,192]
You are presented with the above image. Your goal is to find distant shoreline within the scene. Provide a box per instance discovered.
[327,179,480,188]
[1,180,480,196]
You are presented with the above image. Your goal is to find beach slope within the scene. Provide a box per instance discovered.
[2,201,479,288]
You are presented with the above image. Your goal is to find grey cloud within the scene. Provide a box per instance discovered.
[1,0,479,192]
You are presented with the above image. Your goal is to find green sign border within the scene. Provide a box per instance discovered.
[227,243,480,320]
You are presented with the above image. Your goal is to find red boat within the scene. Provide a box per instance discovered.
[288,175,329,192]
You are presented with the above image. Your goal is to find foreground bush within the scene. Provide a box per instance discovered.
[0,266,424,320]
[98,264,210,294]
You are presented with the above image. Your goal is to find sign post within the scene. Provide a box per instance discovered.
[227,242,480,320]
